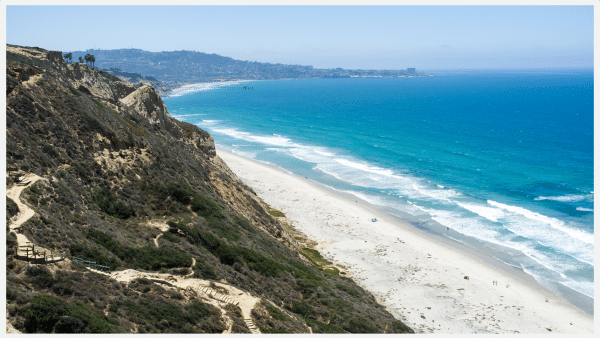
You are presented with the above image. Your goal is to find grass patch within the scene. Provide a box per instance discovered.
[267,209,285,217]
[323,267,340,276]
[300,248,333,270]
[264,204,285,217]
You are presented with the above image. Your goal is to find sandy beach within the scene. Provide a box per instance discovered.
[166,80,255,98]
[216,149,594,334]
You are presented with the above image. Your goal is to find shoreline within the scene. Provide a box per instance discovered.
[216,148,594,334]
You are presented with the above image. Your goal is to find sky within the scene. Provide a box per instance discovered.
[5,4,594,70]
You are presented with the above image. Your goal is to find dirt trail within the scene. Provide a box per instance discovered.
[110,269,261,334]
[6,175,263,334]
[6,174,56,260]
[153,233,162,247]
[147,221,169,248]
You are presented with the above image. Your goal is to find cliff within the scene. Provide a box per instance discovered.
[5,44,413,334]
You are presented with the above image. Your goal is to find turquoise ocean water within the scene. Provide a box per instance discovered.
[163,70,593,310]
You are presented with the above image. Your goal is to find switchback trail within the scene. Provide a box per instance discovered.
[6,174,265,334]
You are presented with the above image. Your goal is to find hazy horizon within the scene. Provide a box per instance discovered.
[6,5,593,70]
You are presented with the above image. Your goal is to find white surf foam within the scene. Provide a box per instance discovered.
[488,200,594,245]
[167,81,246,97]
[535,194,592,203]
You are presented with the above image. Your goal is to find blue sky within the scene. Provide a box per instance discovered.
[6,5,594,70]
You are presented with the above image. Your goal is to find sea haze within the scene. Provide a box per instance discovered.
[163,70,594,307]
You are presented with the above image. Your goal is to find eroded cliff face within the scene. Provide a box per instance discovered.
[7,44,295,246]
[5,44,412,334]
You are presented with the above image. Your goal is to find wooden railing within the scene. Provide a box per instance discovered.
[16,244,66,263]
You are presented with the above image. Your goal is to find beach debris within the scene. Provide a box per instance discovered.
[546,328,552,331]
[464,276,469,280]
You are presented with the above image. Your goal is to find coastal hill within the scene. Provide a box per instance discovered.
[67,48,420,92]
[5,44,413,334]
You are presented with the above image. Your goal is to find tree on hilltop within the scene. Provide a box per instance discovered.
[78,56,84,63]
[84,54,96,68]
[63,53,72,64]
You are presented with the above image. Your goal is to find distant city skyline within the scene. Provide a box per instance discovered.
[6,4,594,70]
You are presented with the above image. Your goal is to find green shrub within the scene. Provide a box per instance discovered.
[290,302,316,318]
[7,198,19,219]
[23,295,113,333]
[26,184,40,195]
[166,182,193,205]
[260,327,292,333]
[80,114,104,133]
[335,283,360,297]
[20,96,35,112]
[85,229,192,270]
[68,87,80,96]
[190,194,223,219]
[343,317,379,333]
[151,162,163,171]
[305,318,345,333]
[193,262,218,280]
[69,243,121,270]
[266,305,287,321]
[109,298,213,332]
[391,320,412,333]
[23,295,67,333]
[161,231,181,243]
[42,144,58,157]
[51,271,73,295]
[26,267,54,288]
[177,220,320,280]
[92,188,135,219]
[296,279,322,296]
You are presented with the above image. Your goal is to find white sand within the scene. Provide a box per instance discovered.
[167,80,254,97]
[216,149,594,334]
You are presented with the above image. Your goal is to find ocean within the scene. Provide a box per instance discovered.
[163,70,593,310]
